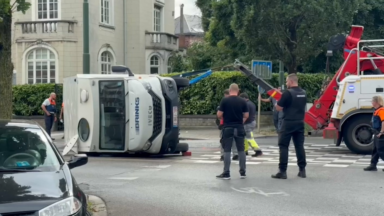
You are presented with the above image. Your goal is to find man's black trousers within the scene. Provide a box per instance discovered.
[370,132,384,166]
[278,120,307,172]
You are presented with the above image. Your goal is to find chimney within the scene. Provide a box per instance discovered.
[179,4,185,48]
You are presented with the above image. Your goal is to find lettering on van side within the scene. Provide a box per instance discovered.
[135,97,139,134]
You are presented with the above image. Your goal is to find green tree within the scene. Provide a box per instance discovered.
[168,52,190,73]
[0,0,30,119]
[231,0,363,74]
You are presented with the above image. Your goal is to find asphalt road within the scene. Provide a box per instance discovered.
[53,134,384,216]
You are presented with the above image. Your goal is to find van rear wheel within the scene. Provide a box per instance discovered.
[342,114,373,154]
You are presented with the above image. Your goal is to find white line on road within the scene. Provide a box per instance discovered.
[108,177,139,180]
[194,160,219,163]
[323,164,349,168]
[143,165,171,169]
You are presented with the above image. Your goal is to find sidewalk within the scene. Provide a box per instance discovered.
[87,195,107,216]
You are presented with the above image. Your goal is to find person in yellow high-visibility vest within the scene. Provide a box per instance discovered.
[239,93,263,157]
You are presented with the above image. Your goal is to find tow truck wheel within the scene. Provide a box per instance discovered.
[172,77,189,88]
[342,114,373,154]
[175,143,189,153]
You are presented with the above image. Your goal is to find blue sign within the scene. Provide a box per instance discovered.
[252,60,272,80]
[258,86,265,94]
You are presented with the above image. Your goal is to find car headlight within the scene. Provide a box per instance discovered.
[39,197,82,216]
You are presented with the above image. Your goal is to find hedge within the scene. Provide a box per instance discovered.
[12,72,328,116]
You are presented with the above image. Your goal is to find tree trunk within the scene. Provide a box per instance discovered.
[0,13,14,119]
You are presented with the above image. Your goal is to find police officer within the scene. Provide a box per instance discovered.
[41,93,57,140]
[239,92,263,157]
[217,89,238,161]
[272,74,307,179]
[216,83,248,180]
[364,95,384,172]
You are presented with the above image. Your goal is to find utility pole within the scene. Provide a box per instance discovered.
[83,0,90,74]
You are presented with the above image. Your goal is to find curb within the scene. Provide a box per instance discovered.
[87,195,107,216]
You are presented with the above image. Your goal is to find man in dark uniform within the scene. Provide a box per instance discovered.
[41,93,57,140]
[272,74,307,179]
[216,83,249,180]
[217,89,238,161]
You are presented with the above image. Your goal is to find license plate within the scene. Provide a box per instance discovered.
[173,106,178,127]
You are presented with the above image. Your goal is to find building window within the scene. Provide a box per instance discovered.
[37,0,59,20]
[150,55,160,74]
[100,51,113,74]
[101,0,114,25]
[27,49,56,84]
[154,6,161,32]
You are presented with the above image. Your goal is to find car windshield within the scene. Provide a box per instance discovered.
[0,126,61,172]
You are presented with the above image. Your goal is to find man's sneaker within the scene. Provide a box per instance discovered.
[271,171,287,179]
[216,173,230,180]
[252,150,263,157]
[298,169,306,178]
[232,155,239,160]
[240,173,246,179]
[363,165,377,171]
[220,156,224,161]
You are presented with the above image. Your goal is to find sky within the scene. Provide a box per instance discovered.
[174,0,202,17]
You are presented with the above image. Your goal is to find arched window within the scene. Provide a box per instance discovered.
[100,51,113,74]
[150,55,160,74]
[27,48,56,84]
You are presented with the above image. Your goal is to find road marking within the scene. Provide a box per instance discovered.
[324,164,349,168]
[201,154,224,157]
[250,157,275,161]
[234,162,261,165]
[109,177,139,180]
[332,160,357,164]
[143,165,171,169]
[231,187,289,197]
[315,158,338,160]
[194,160,219,163]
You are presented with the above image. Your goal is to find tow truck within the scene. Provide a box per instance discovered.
[234,25,384,154]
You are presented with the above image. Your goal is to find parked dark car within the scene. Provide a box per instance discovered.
[0,119,89,215]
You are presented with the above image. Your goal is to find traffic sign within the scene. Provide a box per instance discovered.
[258,86,265,94]
[252,60,272,79]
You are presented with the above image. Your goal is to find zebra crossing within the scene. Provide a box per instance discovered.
[181,143,384,169]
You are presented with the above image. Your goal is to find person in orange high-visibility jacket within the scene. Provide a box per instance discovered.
[60,102,64,139]
[217,89,238,161]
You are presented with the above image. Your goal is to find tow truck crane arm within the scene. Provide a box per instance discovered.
[233,59,282,100]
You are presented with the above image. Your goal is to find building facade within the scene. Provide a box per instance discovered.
[12,0,178,85]
[174,4,204,49]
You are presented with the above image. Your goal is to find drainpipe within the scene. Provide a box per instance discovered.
[179,4,184,49]
[83,0,90,74]
[123,0,127,65]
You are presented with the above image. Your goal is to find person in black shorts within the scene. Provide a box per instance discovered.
[216,83,249,180]
[272,74,307,179]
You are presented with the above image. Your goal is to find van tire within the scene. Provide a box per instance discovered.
[172,77,189,88]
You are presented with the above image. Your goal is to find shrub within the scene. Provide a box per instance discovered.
[12,72,327,116]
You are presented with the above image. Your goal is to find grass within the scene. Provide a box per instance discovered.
[87,201,96,213]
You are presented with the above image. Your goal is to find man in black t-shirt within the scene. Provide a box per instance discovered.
[271,74,307,180]
[216,83,249,180]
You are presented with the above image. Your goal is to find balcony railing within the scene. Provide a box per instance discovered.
[145,32,178,51]
[15,20,77,34]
